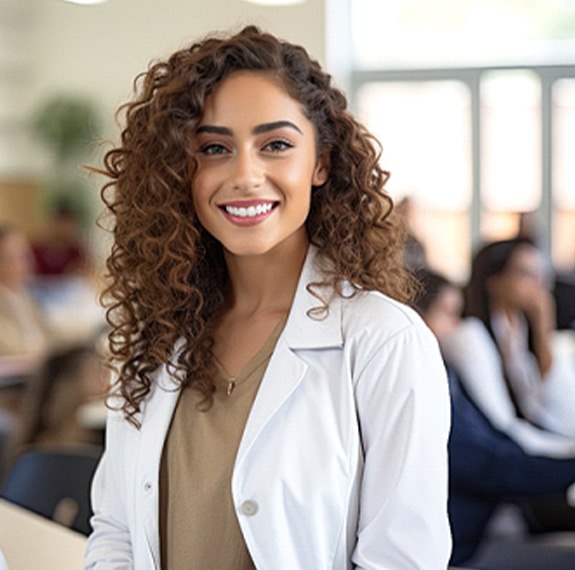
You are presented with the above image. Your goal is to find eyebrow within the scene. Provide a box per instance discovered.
[195,120,303,136]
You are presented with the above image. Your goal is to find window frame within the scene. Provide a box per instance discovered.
[350,64,575,270]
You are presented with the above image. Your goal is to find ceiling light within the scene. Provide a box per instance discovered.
[61,0,109,5]
[242,0,306,5]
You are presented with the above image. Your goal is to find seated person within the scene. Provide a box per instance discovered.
[414,269,575,566]
[0,225,52,357]
[442,238,575,446]
[30,202,90,278]
[10,343,107,455]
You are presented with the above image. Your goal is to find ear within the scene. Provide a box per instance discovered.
[312,151,330,187]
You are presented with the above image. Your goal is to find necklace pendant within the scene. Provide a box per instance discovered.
[227,379,236,397]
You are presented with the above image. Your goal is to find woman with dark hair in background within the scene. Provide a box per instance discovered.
[415,268,575,565]
[443,237,575,451]
[85,26,451,569]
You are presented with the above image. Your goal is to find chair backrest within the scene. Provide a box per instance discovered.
[0,445,102,535]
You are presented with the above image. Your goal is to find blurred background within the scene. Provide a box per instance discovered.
[0,0,573,284]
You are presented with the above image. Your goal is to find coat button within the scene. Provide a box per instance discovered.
[240,500,259,516]
[144,481,152,492]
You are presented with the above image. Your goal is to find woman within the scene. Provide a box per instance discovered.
[85,26,451,569]
[415,268,575,564]
[0,225,51,357]
[442,237,575,455]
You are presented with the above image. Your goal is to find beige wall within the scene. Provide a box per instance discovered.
[30,0,327,146]
[1,0,329,235]
[0,180,42,235]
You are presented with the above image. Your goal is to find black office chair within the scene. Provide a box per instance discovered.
[0,444,102,535]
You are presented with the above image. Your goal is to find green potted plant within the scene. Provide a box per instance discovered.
[31,95,101,231]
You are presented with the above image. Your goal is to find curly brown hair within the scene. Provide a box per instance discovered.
[101,25,414,425]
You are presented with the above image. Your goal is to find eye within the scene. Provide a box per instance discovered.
[263,139,294,153]
[198,143,229,156]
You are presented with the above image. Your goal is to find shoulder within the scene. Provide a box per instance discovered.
[339,290,448,401]
[335,290,442,374]
[340,289,430,343]
[442,317,498,367]
[449,317,493,346]
[459,316,489,334]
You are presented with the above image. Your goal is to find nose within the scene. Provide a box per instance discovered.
[229,149,265,192]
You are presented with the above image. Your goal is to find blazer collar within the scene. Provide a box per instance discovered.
[154,243,344,394]
[282,244,343,351]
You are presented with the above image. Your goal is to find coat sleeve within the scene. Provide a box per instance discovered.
[84,412,134,570]
[351,319,452,569]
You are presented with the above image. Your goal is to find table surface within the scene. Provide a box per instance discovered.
[0,499,87,570]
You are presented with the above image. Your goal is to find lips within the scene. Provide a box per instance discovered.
[219,200,279,225]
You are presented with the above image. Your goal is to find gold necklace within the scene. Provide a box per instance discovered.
[226,378,237,397]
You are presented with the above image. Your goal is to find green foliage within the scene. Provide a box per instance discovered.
[32,95,101,162]
[31,95,102,232]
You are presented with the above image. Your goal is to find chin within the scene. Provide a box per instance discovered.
[225,246,273,258]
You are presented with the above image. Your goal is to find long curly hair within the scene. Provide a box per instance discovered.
[101,25,415,424]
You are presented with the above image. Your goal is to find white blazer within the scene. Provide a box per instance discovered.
[85,247,451,569]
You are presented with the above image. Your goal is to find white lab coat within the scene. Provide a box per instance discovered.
[85,247,451,569]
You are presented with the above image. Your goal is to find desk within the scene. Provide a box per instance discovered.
[0,499,86,570]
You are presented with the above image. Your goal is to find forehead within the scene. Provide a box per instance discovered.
[200,71,307,125]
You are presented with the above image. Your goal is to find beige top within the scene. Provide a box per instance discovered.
[159,319,285,570]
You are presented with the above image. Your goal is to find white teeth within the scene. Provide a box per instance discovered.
[225,203,274,218]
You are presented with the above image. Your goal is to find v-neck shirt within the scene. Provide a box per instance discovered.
[159,317,286,570]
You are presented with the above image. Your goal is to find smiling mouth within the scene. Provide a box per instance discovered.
[221,202,278,219]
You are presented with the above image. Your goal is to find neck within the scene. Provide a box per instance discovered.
[223,237,309,316]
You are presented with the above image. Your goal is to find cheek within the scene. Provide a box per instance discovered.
[283,167,314,208]
[191,175,212,219]
[278,156,317,188]
[509,279,535,300]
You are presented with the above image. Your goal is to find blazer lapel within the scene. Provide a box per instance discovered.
[235,245,344,468]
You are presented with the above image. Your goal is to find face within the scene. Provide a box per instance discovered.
[0,232,34,290]
[424,285,463,343]
[190,71,328,260]
[487,244,548,310]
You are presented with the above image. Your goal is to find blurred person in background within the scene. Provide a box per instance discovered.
[9,343,107,455]
[27,202,106,346]
[415,268,575,566]
[0,224,52,358]
[0,224,54,480]
[395,196,427,271]
[442,237,575,447]
[30,200,90,279]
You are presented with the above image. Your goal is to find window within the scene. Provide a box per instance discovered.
[349,0,575,280]
[356,80,471,278]
[553,78,575,270]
